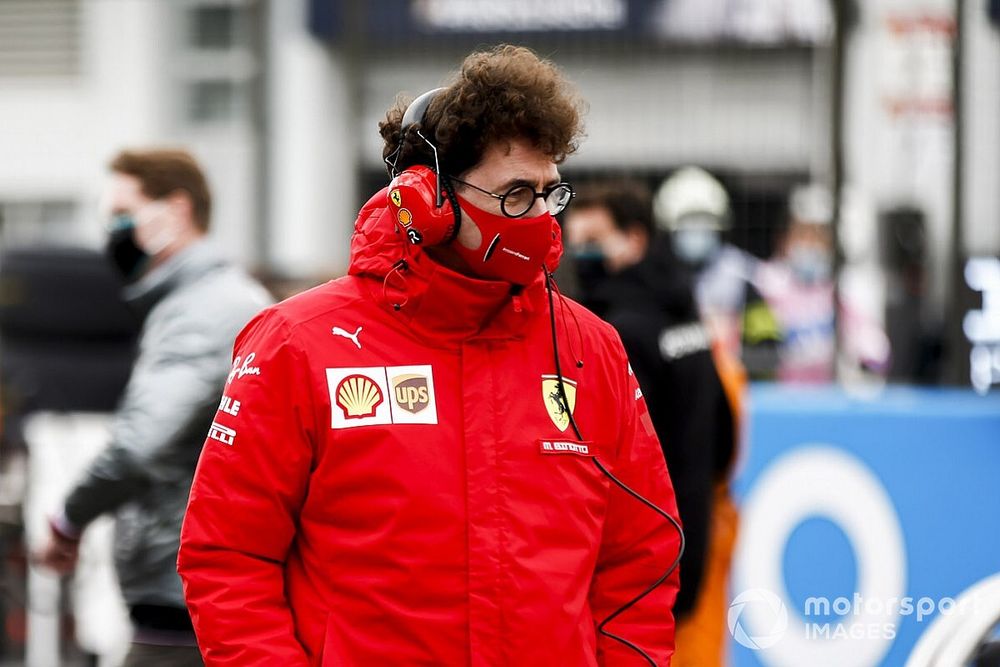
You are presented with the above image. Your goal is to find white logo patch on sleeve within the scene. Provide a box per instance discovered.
[208,422,237,446]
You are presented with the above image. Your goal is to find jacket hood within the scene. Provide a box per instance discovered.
[347,187,564,342]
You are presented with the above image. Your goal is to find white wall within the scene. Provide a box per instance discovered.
[962,2,1000,256]
[843,0,956,312]
[0,0,263,267]
[359,48,825,175]
[0,0,164,246]
[265,0,358,277]
[570,50,821,172]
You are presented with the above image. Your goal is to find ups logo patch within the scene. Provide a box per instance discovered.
[392,373,430,414]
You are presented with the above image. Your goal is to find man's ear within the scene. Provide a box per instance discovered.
[166,189,195,226]
[624,226,649,260]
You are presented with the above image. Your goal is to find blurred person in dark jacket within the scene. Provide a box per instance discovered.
[36,148,272,666]
[564,181,742,666]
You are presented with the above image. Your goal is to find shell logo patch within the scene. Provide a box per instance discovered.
[336,374,383,419]
[328,367,391,428]
[541,374,577,432]
[327,365,437,428]
[397,208,413,227]
[390,188,402,207]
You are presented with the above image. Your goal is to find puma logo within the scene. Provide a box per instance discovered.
[332,326,363,349]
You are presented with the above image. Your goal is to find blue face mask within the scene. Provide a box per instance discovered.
[788,245,831,284]
[569,244,605,263]
[672,227,721,265]
[105,214,150,281]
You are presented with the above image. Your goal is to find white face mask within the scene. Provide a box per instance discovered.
[134,201,180,256]
[788,245,832,284]
[672,227,721,265]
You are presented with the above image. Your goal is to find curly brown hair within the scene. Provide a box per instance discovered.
[379,45,585,178]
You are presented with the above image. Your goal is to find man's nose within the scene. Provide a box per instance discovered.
[526,194,547,217]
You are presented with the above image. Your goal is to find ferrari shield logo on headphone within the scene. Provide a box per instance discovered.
[386,165,458,246]
[541,375,577,432]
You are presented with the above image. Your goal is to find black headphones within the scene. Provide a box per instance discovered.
[385,88,462,246]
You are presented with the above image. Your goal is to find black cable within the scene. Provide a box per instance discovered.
[590,457,686,665]
[543,271,686,666]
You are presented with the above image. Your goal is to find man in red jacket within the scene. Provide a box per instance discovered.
[178,44,683,666]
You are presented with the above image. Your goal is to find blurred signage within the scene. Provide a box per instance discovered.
[412,0,626,32]
[308,0,829,45]
[308,0,650,41]
[731,384,1000,666]
[964,256,1000,394]
[881,10,955,118]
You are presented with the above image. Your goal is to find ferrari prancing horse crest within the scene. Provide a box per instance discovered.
[541,374,577,432]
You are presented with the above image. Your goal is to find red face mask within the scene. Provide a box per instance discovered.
[451,194,555,286]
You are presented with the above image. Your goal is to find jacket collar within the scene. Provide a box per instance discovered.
[123,239,226,317]
[348,187,562,344]
[590,236,700,321]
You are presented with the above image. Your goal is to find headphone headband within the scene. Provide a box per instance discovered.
[386,87,447,182]
[400,87,446,133]
[391,87,449,207]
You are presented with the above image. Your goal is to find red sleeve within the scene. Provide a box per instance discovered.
[178,309,316,666]
[589,337,683,666]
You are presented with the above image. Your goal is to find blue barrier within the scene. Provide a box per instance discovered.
[728,384,1000,667]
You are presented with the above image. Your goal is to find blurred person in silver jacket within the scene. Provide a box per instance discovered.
[36,148,272,666]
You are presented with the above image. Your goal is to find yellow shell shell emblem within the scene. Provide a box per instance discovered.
[541,375,577,432]
[336,374,384,419]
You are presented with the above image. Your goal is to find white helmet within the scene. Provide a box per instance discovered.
[789,182,833,226]
[653,166,731,232]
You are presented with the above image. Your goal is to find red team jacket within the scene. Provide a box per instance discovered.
[178,189,682,665]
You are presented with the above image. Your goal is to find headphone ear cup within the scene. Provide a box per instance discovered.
[387,165,459,246]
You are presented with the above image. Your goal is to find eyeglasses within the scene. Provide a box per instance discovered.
[449,176,575,218]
